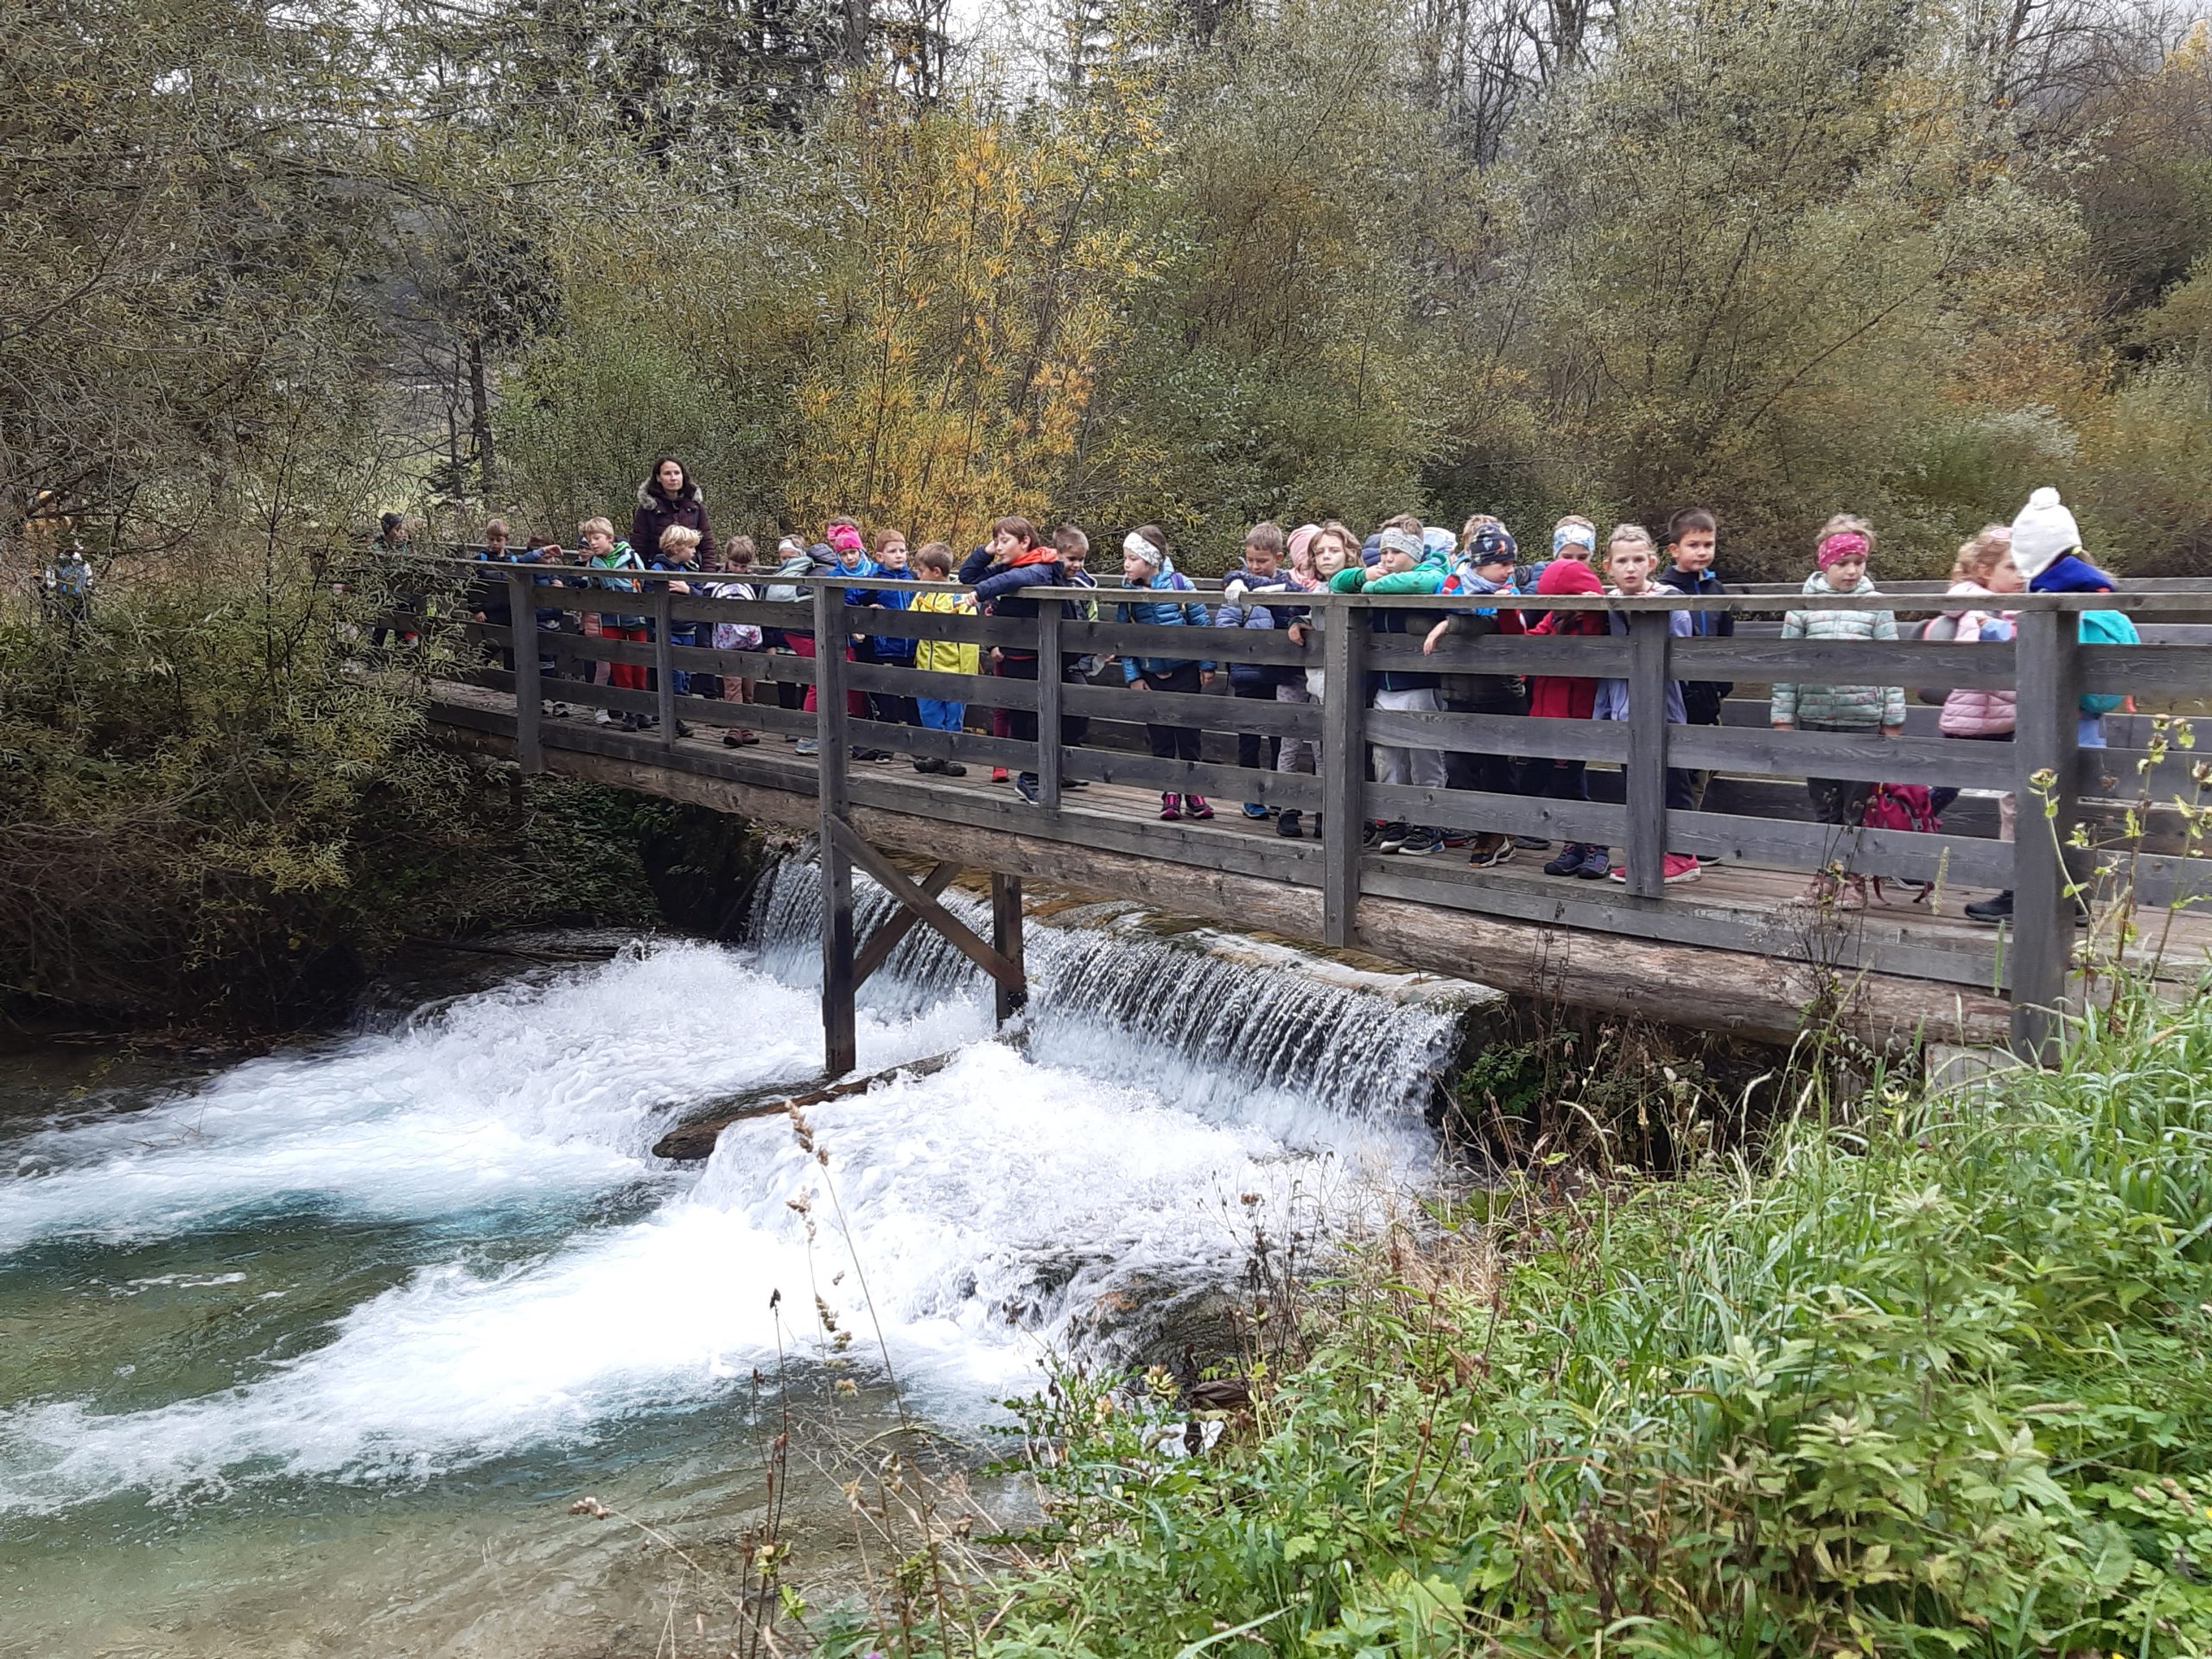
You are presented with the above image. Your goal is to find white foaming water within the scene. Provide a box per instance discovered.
[0,1045,1421,1515]
[2,867,1473,1517]
[0,942,979,1254]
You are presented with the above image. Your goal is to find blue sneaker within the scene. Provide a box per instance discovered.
[1014,773,1040,804]
[1242,802,1270,820]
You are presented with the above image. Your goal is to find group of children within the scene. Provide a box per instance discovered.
[467,462,2124,921]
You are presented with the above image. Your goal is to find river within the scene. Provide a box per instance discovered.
[0,858,1486,1656]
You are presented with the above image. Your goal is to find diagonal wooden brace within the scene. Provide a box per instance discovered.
[853,859,960,989]
[827,823,1026,997]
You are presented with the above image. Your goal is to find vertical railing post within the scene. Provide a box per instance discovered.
[991,872,1027,1024]
[2011,605,2082,1061]
[1320,594,1367,948]
[506,569,542,775]
[1035,598,1063,812]
[1624,607,1671,898]
[814,580,857,1075]
[652,584,677,748]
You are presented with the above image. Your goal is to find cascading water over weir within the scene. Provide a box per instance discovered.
[0,855,1500,1656]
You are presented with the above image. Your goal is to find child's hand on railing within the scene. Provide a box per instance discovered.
[1421,619,1450,655]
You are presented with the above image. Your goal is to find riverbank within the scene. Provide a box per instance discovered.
[959,983,2212,1658]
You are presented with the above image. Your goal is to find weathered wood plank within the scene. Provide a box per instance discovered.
[1066,619,1307,667]
[425,693,2016,1048]
[1320,617,1364,946]
[992,872,1027,1023]
[853,860,962,988]
[2012,610,2081,1058]
[1365,709,1629,763]
[1060,747,1324,810]
[830,819,1026,995]
[1624,613,1669,897]
[1036,607,1063,811]
[1665,724,2019,790]
[1663,808,2015,887]
[1062,681,1323,738]
[505,571,542,774]
[815,584,857,1075]
[1366,783,1626,846]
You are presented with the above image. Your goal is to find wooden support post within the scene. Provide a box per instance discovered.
[1320,603,1367,948]
[2011,607,2082,1061]
[1623,611,1670,898]
[652,586,677,749]
[506,569,542,775]
[832,827,1023,995]
[1035,602,1063,813]
[991,872,1027,1024]
[814,582,857,1075]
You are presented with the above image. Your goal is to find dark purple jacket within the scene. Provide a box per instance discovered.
[630,479,712,564]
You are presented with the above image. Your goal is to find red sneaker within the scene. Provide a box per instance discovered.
[991,766,1009,783]
[1159,792,1183,821]
[1184,794,1214,821]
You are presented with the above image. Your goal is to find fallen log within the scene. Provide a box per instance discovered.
[652,1047,964,1161]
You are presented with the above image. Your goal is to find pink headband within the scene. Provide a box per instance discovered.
[1816,531,1870,569]
[828,525,865,555]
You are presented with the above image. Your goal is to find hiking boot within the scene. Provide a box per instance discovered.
[1159,792,1183,821]
[1465,833,1513,868]
[1242,802,1270,820]
[1964,889,2013,925]
[1276,809,1304,839]
[1184,794,1215,821]
[1543,842,1587,876]
[1574,845,1611,880]
[1376,821,1411,854]
[1396,826,1440,856]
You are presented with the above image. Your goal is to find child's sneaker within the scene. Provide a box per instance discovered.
[1396,827,1440,856]
[1184,794,1215,821]
[1574,845,1611,879]
[1159,792,1183,821]
[1542,842,1586,876]
[991,766,1010,783]
[1465,833,1513,868]
[1376,821,1411,853]
[1241,802,1270,820]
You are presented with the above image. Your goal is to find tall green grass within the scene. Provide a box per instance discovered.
[981,988,2212,1658]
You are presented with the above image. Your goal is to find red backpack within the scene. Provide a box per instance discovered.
[1860,784,1942,905]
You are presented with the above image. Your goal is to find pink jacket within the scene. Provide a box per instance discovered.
[1937,581,2016,737]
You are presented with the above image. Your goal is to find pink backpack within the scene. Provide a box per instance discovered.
[1860,784,1942,905]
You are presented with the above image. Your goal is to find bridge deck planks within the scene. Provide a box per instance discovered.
[431,683,2212,1012]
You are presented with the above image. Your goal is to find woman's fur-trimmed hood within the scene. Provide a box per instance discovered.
[638,476,704,510]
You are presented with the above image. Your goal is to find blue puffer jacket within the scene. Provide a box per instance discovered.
[1116,569,1213,681]
[1212,565,1306,690]
[960,546,1069,659]
[857,576,915,660]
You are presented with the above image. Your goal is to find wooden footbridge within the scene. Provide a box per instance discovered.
[417,563,2212,1067]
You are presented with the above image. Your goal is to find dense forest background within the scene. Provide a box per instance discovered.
[2,0,2209,1028]
[10,0,2211,576]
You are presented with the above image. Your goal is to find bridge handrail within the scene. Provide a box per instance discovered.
[402,555,2211,1057]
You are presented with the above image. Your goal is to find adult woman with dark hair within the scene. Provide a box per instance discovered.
[630,455,712,563]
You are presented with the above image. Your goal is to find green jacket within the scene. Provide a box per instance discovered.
[1770,572,1906,730]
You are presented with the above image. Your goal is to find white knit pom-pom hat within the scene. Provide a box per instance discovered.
[2009,486,2082,580]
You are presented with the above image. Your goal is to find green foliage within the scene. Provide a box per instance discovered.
[989,988,2212,1657]
[0,551,658,1028]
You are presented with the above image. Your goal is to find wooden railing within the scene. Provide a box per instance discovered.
[417,558,2212,1057]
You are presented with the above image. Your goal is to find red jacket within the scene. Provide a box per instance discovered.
[1526,561,1605,720]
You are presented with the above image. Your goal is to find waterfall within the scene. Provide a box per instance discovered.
[0,855,1498,1522]
[746,851,1487,1122]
